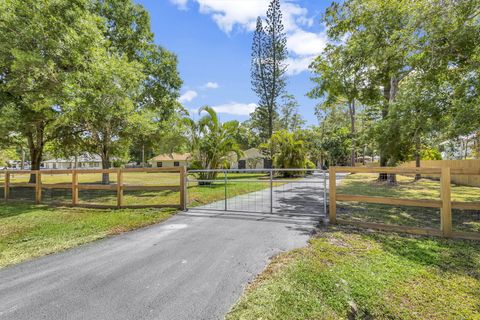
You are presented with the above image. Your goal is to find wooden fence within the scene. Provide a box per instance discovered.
[1,167,186,210]
[401,160,480,187]
[329,166,480,241]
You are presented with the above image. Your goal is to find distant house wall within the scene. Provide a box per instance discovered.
[229,148,266,169]
[43,161,102,169]
[150,160,188,168]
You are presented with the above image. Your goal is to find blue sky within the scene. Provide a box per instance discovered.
[135,0,331,125]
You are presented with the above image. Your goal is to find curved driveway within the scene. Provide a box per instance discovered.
[0,174,342,320]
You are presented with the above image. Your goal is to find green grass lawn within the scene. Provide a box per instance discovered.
[0,203,176,268]
[336,173,480,233]
[227,228,480,320]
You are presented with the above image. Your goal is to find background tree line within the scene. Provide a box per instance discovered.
[1,0,478,179]
[0,0,182,183]
[308,0,480,174]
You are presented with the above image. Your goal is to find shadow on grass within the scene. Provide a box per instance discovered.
[337,202,480,233]
[370,233,480,280]
[0,203,54,219]
[337,202,441,228]
[326,225,480,281]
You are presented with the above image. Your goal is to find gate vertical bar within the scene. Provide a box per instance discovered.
[180,167,186,210]
[269,169,273,214]
[224,170,227,211]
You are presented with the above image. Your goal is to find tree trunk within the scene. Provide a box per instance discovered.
[101,151,111,185]
[26,127,45,183]
[363,145,366,166]
[378,81,391,181]
[414,136,421,181]
[378,156,389,181]
[379,76,399,182]
[28,147,43,183]
[141,143,145,167]
[349,100,356,167]
[476,131,480,159]
[21,148,25,170]
[464,138,469,159]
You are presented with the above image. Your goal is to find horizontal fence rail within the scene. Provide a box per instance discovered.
[329,166,480,241]
[1,167,186,209]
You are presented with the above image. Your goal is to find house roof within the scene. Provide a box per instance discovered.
[149,153,192,162]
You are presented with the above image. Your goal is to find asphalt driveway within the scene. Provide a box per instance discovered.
[0,174,341,320]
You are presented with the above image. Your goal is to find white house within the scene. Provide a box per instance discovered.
[148,153,192,168]
[229,148,271,169]
[42,153,106,170]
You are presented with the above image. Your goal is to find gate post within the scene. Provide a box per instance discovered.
[180,166,186,210]
[323,170,327,216]
[116,168,123,209]
[440,166,452,237]
[329,166,337,224]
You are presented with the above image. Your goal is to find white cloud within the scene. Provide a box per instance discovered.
[209,102,258,116]
[179,90,198,103]
[192,0,313,34]
[196,0,268,33]
[202,81,219,89]
[287,29,327,56]
[286,56,315,76]
[170,0,189,10]
[172,0,329,76]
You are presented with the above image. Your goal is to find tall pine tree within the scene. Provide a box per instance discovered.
[250,0,288,143]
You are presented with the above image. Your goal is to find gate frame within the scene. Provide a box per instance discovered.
[186,168,328,215]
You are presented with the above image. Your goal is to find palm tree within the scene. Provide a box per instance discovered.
[261,130,307,177]
[186,106,243,183]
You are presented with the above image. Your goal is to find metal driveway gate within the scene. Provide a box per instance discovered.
[186,169,327,216]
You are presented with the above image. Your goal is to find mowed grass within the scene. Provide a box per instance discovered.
[336,173,480,232]
[0,203,176,268]
[227,228,480,320]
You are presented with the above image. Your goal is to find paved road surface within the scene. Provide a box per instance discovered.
[0,174,343,320]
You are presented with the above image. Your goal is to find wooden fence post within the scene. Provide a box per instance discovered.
[72,170,78,205]
[117,168,123,208]
[440,166,452,237]
[4,171,10,202]
[180,166,186,210]
[35,171,42,204]
[329,166,337,224]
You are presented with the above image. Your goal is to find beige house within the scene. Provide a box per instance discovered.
[148,153,191,168]
[229,148,271,169]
